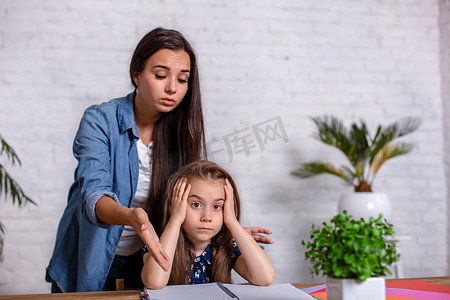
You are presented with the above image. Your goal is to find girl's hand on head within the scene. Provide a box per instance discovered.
[130,207,169,271]
[223,179,238,226]
[170,177,190,225]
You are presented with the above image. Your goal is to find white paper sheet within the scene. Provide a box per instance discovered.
[144,283,314,300]
[224,283,314,300]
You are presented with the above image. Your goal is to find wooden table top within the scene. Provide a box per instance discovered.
[0,276,448,299]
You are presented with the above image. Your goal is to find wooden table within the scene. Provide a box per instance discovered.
[0,276,448,299]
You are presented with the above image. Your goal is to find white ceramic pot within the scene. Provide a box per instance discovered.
[327,277,386,300]
[337,192,392,222]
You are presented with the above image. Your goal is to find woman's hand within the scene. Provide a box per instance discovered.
[244,227,274,245]
[223,179,238,226]
[95,196,170,270]
[169,177,190,225]
[130,207,169,272]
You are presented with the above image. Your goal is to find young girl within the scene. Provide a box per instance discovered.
[142,160,275,289]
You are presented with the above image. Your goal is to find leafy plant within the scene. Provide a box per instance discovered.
[292,115,421,192]
[0,134,36,261]
[301,211,400,281]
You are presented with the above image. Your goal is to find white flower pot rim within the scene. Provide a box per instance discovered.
[338,192,392,222]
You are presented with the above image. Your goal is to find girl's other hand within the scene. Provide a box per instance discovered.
[223,178,237,225]
[170,177,190,224]
[131,207,169,271]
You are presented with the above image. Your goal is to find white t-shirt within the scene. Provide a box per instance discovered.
[115,139,152,256]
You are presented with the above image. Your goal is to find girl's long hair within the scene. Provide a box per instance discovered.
[162,160,242,284]
[129,27,207,235]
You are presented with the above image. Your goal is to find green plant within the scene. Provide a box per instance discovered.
[0,134,36,261]
[301,211,400,281]
[292,115,421,192]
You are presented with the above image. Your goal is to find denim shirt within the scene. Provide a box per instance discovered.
[46,92,140,292]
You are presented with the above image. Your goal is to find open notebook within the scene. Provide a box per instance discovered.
[141,283,314,300]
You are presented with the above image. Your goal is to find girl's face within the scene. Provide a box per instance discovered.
[182,177,225,255]
[133,49,190,116]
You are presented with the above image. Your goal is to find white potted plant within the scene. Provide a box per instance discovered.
[292,115,421,221]
[302,211,400,300]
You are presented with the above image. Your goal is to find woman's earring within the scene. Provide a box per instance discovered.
[134,79,139,94]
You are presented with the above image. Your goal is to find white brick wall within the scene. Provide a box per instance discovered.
[0,0,448,295]
[440,0,450,272]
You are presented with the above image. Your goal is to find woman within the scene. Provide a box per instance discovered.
[45,27,272,293]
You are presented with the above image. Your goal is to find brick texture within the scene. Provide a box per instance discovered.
[0,0,448,294]
[440,0,450,274]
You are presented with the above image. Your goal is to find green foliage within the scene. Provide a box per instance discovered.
[0,134,36,261]
[291,115,421,192]
[301,211,400,281]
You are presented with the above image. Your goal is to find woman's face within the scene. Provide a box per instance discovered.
[133,49,191,116]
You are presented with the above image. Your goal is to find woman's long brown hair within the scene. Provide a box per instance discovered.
[162,160,242,284]
[129,28,207,235]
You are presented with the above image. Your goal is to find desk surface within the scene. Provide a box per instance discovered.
[0,276,448,299]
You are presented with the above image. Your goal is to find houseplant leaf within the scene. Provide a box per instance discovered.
[292,115,421,192]
[0,135,36,261]
[302,211,400,281]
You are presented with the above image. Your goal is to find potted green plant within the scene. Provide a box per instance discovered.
[0,134,36,261]
[302,211,400,300]
[292,115,421,221]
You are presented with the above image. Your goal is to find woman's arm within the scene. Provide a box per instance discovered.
[74,107,170,270]
[142,178,191,289]
[223,180,275,286]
